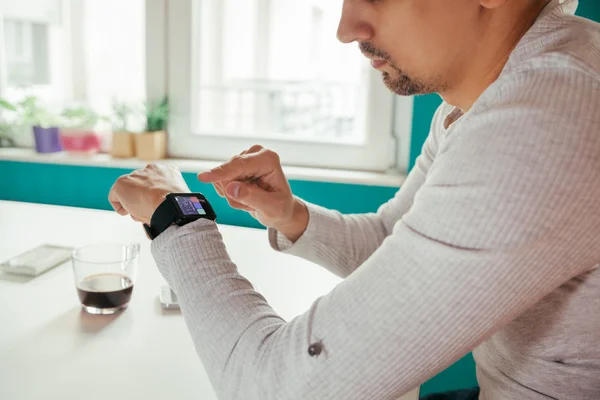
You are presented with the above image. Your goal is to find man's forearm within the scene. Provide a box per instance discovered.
[269,202,389,278]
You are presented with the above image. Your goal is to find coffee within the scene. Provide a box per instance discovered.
[77,273,134,309]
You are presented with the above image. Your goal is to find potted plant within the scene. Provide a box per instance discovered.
[134,97,168,161]
[60,106,104,153]
[20,96,62,153]
[110,101,136,158]
[0,98,17,148]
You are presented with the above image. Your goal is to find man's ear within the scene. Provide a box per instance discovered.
[480,0,510,9]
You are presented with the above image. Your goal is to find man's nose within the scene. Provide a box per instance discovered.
[336,1,374,44]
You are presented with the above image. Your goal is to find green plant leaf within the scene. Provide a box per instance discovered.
[61,105,100,129]
[0,99,17,112]
[18,96,60,128]
[145,96,169,132]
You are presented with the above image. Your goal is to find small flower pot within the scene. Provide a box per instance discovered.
[60,128,102,154]
[134,130,167,161]
[33,126,63,153]
[111,131,135,158]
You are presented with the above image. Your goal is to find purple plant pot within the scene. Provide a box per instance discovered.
[33,126,63,153]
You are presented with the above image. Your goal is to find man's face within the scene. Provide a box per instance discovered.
[337,0,483,96]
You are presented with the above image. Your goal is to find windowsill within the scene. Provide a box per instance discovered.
[0,148,405,187]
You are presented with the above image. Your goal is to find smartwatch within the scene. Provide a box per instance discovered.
[144,193,217,239]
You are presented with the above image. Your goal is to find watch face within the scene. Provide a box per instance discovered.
[174,196,207,216]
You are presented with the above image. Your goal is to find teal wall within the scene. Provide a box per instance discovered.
[577,0,600,22]
[409,94,443,170]
[1,3,598,397]
[0,161,398,228]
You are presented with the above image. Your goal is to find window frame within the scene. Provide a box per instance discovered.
[154,0,413,172]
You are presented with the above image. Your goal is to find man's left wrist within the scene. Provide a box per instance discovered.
[147,193,171,224]
[145,192,217,239]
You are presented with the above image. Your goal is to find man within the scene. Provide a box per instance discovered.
[109,0,600,399]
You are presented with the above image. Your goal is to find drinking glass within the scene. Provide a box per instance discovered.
[72,243,140,315]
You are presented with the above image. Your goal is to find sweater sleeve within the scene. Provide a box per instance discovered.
[266,104,447,279]
[151,70,600,400]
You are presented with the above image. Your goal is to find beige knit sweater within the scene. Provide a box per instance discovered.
[151,1,600,398]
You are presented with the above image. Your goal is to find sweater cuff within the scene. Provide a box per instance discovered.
[268,202,324,255]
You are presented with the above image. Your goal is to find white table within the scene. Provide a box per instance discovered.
[0,201,420,400]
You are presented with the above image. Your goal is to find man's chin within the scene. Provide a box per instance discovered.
[382,71,429,96]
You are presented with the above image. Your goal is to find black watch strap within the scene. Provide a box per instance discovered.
[143,198,177,239]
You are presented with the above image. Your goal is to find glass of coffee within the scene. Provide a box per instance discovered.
[72,243,140,315]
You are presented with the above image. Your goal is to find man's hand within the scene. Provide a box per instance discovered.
[109,164,190,225]
[198,145,308,242]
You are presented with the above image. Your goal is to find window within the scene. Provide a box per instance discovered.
[0,0,67,105]
[0,0,145,121]
[78,0,146,114]
[0,0,412,173]
[4,19,50,86]
[195,0,362,142]
[164,0,412,171]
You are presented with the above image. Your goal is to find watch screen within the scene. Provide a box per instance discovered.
[175,196,207,216]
